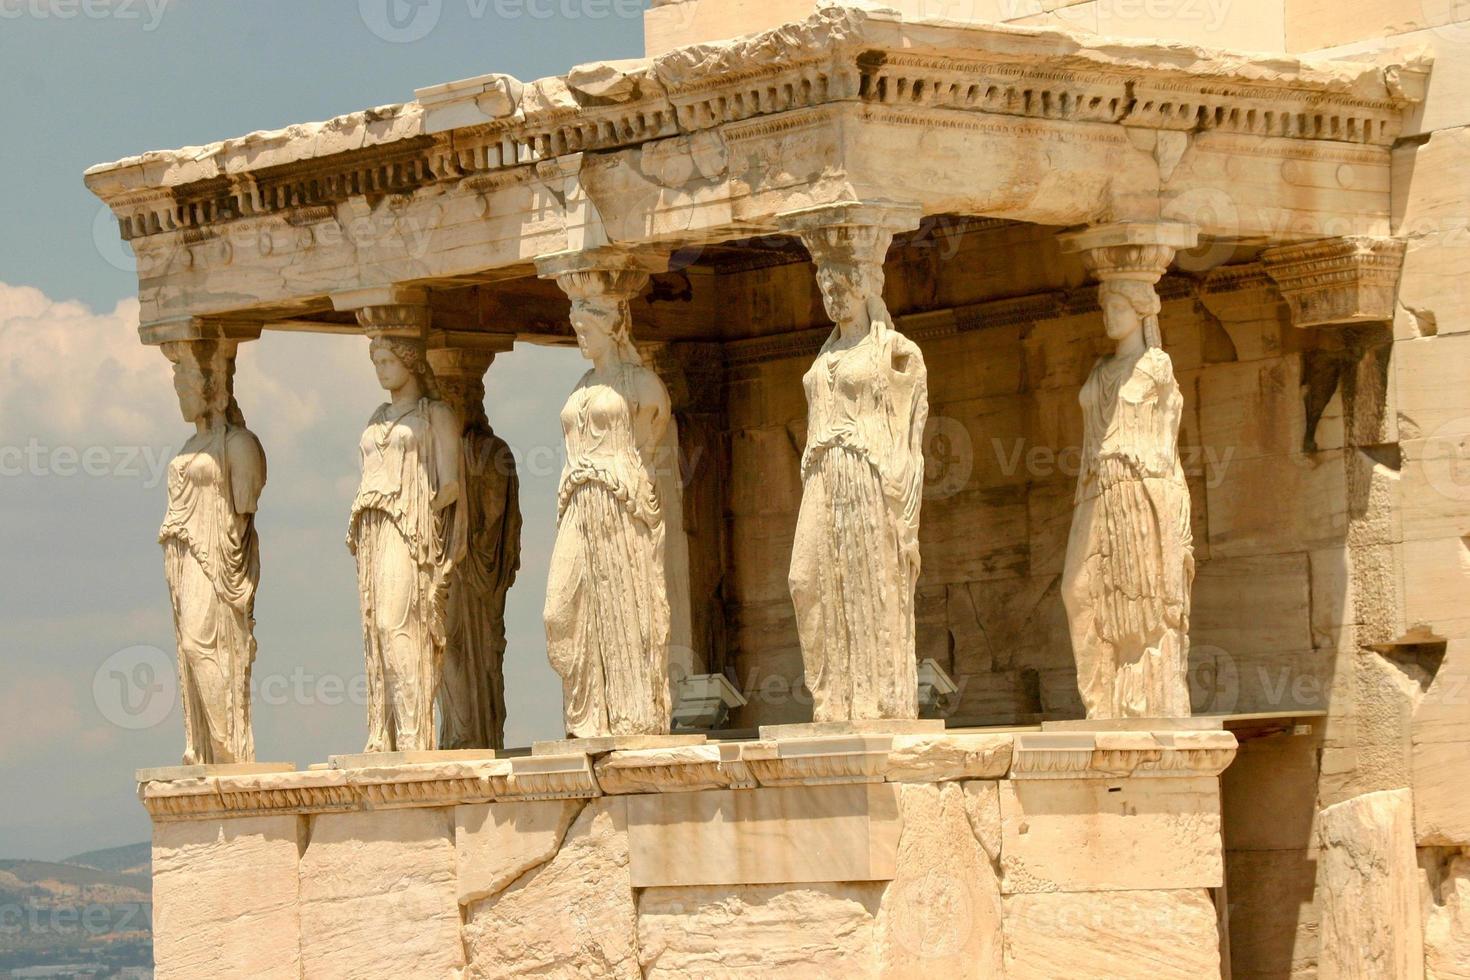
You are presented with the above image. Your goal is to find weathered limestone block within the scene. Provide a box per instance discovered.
[637,882,885,979]
[1402,536,1470,641]
[1225,848,1320,980]
[1393,129,1470,339]
[463,798,638,979]
[1426,851,1470,980]
[1199,354,1321,461]
[1205,450,1349,558]
[626,784,900,887]
[962,781,1003,869]
[595,744,736,795]
[1002,889,1221,979]
[999,776,1224,893]
[1414,641,1470,845]
[298,807,463,978]
[1317,789,1425,980]
[1222,729,1323,852]
[876,782,1004,978]
[456,798,584,903]
[884,733,1013,782]
[152,816,302,980]
[1190,552,1320,714]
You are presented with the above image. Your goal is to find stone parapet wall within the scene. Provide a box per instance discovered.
[144,729,1235,978]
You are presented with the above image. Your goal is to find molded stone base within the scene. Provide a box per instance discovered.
[328,748,519,768]
[759,719,946,738]
[141,730,1235,978]
[136,762,294,782]
[531,733,707,756]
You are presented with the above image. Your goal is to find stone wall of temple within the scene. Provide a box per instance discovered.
[718,241,1338,733]
[141,730,1236,980]
[706,221,1470,976]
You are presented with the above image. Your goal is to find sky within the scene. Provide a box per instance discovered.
[0,1,646,861]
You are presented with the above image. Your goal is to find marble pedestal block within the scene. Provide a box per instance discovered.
[139,727,1237,979]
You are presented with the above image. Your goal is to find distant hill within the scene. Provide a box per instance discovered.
[0,845,151,976]
[63,842,151,877]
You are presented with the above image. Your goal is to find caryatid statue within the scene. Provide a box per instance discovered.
[427,345,522,751]
[347,307,466,753]
[537,253,673,739]
[781,203,929,722]
[159,337,266,765]
[1058,224,1199,719]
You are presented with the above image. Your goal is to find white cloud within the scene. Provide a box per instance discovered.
[0,284,171,447]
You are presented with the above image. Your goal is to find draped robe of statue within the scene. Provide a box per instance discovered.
[348,398,464,752]
[438,426,521,749]
[160,423,265,765]
[789,321,928,721]
[544,365,671,737]
[1062,346,1195,718]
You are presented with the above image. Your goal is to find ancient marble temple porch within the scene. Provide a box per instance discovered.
[85,2,1468,977]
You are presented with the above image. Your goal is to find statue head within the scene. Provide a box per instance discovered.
[1098,278,1163,348]
[815,259,887,331]
[368,336,439,399]
[162,340,243,427]
[570,295,642,366]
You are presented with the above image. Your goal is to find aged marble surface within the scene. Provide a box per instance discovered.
[1317,789,1425,980]
[541,257,674,739]
[1060,227,1197,720]
[785,203,929,723]
[159,339,266,766]
[429,347,522,750]
[83,0,1470,976]
[139,731,1236,979]
[348,334,466,752]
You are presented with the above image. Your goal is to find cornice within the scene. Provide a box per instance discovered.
[85,6,1423,249]
[137,729,1236,822]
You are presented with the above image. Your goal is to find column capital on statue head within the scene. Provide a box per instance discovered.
[776,200,923,269]
[139,315,263,347]
[1058,222,1199,284]
[535,246,667,303]
[331,285,431,339]
[425,331,515,379]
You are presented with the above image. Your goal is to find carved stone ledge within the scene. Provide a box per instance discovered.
[743,735,895,786]
[494,753,602,801]
[1260,236,1406,328]
[138,316,263,347]
[137,729,1239,820]
[137,762,511,821]
[1008,731,1238,781]
[884,733,1014,782]
[593,744,736,795]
